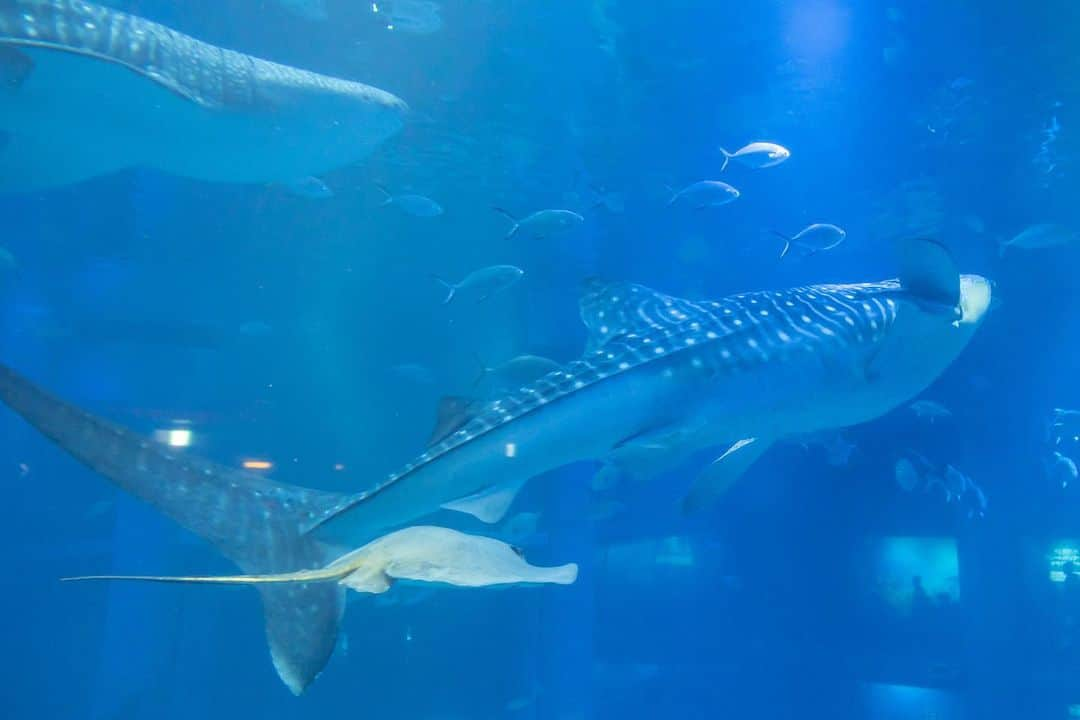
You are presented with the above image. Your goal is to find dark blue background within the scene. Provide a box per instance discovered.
[2,1,1079,718]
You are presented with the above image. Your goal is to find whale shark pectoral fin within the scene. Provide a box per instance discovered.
[898,238,960,309]
[606,423,698,482]
[441,476,528,524]
[0,45,34,90]
[681,437,773,514]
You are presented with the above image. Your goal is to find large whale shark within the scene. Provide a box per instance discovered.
[0,0,407,191]
[0,239,992,693]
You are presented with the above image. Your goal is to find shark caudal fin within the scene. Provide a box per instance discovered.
[0,362,350,694]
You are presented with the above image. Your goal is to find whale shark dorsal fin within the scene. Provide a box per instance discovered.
[898,238,960,308]
[579,279,710,353]
[427,396,481,447]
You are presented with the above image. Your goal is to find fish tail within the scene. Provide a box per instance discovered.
[719,147,732,172]
[61,564,350,586]
[431,274,456,304]
[492,207,520,238]
[663,185,678,206]
[374,183,394,206]
[471,352,491,386]
[771,230,794,259]
[0,362,350,695]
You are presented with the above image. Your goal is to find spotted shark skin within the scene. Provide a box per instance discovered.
[408,282,900,471]
[313,268,986,539]
[0,0,407,189]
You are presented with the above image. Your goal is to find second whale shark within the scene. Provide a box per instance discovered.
[0,0,407,191]
[0,239,992,692]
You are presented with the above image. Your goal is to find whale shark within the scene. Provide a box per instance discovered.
[0,0,407,191]
[0,239,991,693]
[311,238,992,536]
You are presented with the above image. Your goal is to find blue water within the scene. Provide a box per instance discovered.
[2,1,1080,718]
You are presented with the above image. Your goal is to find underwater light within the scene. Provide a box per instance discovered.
[243,460,273,471]
[168,429,192,447]
[154,428,192,448]
[504,442,517,458]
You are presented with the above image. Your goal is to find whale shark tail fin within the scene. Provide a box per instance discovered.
[0,362,348,694]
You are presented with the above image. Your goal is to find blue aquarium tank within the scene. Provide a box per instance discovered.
[0,1,1077,718]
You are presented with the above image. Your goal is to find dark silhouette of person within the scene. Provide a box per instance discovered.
[911,575,932,622]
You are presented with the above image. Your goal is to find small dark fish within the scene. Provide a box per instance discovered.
[773,223,846,259]
[665,181,740,209]
[376,185,443,217]
[432,265,524,304]
[894,457,921,492]
[718,142,790,171]
[0,45,33,90]
[494,208,583,239]
[474,354,562,397]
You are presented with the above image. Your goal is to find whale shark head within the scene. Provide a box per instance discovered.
[861,252,992,409]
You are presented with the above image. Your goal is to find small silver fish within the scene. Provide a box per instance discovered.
[376,185,443,217]
[719,142,791,171]
[909,400,952,422]
[590,186,625,214]
[665,181,740,209]
[942,464,968,501]
[372,0,443,35]
[280,176,333,200]
[432,265,524,304]
[494,208,584,239]
[774,223,846,259]
[999,224,1077,256]
[1052,408,1080,444]
[1048,451,1078,489]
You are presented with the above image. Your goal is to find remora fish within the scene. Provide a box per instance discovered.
[0,240,991,689]
[0,0,407,191]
